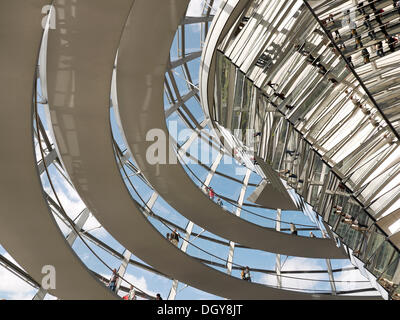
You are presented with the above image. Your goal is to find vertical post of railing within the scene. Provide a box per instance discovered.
[275,208,282,288]
[325,258,337,295]
[227,169,252,275]
[168,221,195,300]
[169,150,222,298]
[115,249,132,294]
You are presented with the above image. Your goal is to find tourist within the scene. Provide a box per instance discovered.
[361,48,370,64]
[290,223,298,235]
[357,1,366,14]
[386,35,396,52]
[108,268,119,292]
[376,41,384,57]
[241,266,251,282]
[170,229,180,247]
[208,187,215,200]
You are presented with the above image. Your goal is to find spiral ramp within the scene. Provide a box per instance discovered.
[2,0,398,300]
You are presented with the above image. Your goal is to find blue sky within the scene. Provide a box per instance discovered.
[0,0,374,300]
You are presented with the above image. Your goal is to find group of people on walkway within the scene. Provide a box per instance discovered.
[206,186,224,207]
[107,268,164,300]
[327,0,400,65]
[108,269,137,299]
[295,42,339,85]
[333,205,369,232]
[167,229,181,247]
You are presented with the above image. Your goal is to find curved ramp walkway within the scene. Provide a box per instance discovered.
[0,0,116,300]
[248,156,298,210]
[116,0,346,259]
[45,0,363,299]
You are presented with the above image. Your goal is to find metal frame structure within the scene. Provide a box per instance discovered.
[0,0,392,300]
[199,0,400,299]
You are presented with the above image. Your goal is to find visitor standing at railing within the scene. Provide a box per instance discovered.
[108,268,119,292]
[241,266,251,282]
[170,229,180,247]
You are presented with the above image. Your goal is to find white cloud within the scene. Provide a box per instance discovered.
[260,257,328,292]
[101,272,157,300]
[259,258,378,296]
[49,178,86,221]
[334,263,378,295]
[3,253,22,269]
[187,0,222,17]
[0,251,58,300]
[52,213,71,237]
[187,0,206,17]
[185,0,221,33]
[84,215,107,238]
[0,253,36,300]
[42,172,107,238]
